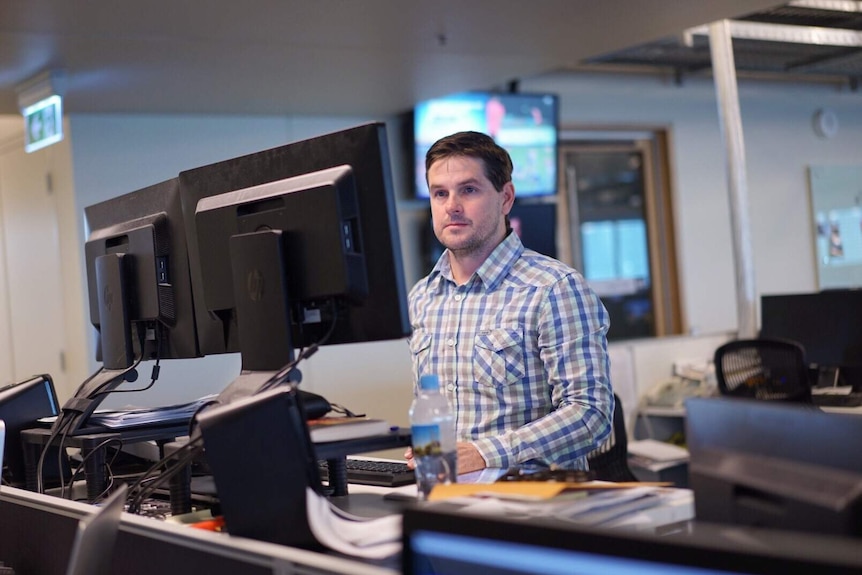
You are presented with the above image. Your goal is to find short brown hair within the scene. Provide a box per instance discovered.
[425,131,513,192]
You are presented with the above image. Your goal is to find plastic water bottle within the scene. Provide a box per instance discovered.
[409,374,457,499]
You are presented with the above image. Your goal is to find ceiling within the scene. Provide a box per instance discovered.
[583,0,862,87]
[0,0,781,120]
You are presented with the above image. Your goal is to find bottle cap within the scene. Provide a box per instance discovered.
[419,374,440,391]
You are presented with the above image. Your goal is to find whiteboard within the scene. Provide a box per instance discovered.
[809,165,862,290]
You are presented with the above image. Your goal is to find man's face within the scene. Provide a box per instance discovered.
[427,155,514,257]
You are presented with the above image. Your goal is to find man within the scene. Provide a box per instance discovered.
[406,131,614,474]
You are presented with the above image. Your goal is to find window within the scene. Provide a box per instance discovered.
[559,130,682,340]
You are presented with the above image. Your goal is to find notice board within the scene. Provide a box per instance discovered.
[809,165,862,289]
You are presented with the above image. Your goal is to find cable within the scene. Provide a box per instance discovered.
[35,413,73,494]
[36,326,154,498]
[56,422,73,496]
[126,435,205,514]
[126,307,337,514]
[62,437,123,500]
[88,325,148,398]
[111,325,162,394]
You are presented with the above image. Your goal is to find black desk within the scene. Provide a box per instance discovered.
[21,424,190,501]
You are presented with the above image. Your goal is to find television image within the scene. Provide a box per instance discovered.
[413,92,558,198]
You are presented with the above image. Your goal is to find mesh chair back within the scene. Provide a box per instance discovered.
[713,338,812,403]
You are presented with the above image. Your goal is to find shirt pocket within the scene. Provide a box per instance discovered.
[409,329,432,378]
[473,326,526,387]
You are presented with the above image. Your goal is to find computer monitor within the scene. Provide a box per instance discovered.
[403,506,862,575]
[685,396,862,538]
[0,374,60,485]
[760,290,862,388]
[178,122,410,402]
[62,177,201,433]
[195,165,366,374]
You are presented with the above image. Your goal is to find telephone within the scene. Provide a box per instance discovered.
[644,364,717,409]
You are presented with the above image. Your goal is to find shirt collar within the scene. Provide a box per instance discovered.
[475,231,524,291]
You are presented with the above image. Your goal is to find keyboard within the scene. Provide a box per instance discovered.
[812,392,862,408]
[318,458,415,488]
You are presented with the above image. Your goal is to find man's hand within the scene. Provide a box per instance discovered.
[405,443,487,474]
[456,442,486,474]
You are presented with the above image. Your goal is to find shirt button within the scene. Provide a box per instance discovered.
[454,293,463,302]
[447,383,455,391]
[446,338,456,347]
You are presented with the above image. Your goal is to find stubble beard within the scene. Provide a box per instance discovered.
[438,221,503,260]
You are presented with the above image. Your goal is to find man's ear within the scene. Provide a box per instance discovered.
[501,181,515,215]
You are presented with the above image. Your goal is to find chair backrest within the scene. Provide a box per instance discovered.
[587,393,638,482]
[713,338,812,403]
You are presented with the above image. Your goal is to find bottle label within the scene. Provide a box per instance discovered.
[411,423,445,456]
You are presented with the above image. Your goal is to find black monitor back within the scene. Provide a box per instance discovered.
[196,387,322,549]
[760,290,862,388]
[0,374,60,485]
[84,177,200,364]
[178,122,409,357]
[685,397,862,538]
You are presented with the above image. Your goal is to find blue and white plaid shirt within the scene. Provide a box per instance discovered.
[408,232,613,470]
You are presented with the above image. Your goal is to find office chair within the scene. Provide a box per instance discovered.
[587,393,638,482]
[713,338,812,403]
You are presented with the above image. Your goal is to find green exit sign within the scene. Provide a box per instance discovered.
[23,94,63,153]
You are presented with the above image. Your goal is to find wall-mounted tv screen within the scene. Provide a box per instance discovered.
[413,92,559,199]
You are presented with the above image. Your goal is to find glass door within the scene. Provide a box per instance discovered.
[561,137,681,340]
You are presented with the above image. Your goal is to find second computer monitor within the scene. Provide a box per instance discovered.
[179,122,410,364]
[760,289,862,387]
[195,165,368,372]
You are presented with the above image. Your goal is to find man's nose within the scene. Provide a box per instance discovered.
[444,194,462,213]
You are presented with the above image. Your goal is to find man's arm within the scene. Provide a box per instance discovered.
[470,273,614,470]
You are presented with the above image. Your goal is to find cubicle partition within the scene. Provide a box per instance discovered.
[0,486,395,575]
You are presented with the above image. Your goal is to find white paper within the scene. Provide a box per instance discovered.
[627,439,689,462]
[304,488,401,559]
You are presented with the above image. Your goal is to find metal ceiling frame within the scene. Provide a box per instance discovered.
[583,0,862,88]
[685,20,862,47]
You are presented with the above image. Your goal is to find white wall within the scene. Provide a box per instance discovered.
[522,71,862,335]
[0,120,87,400]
